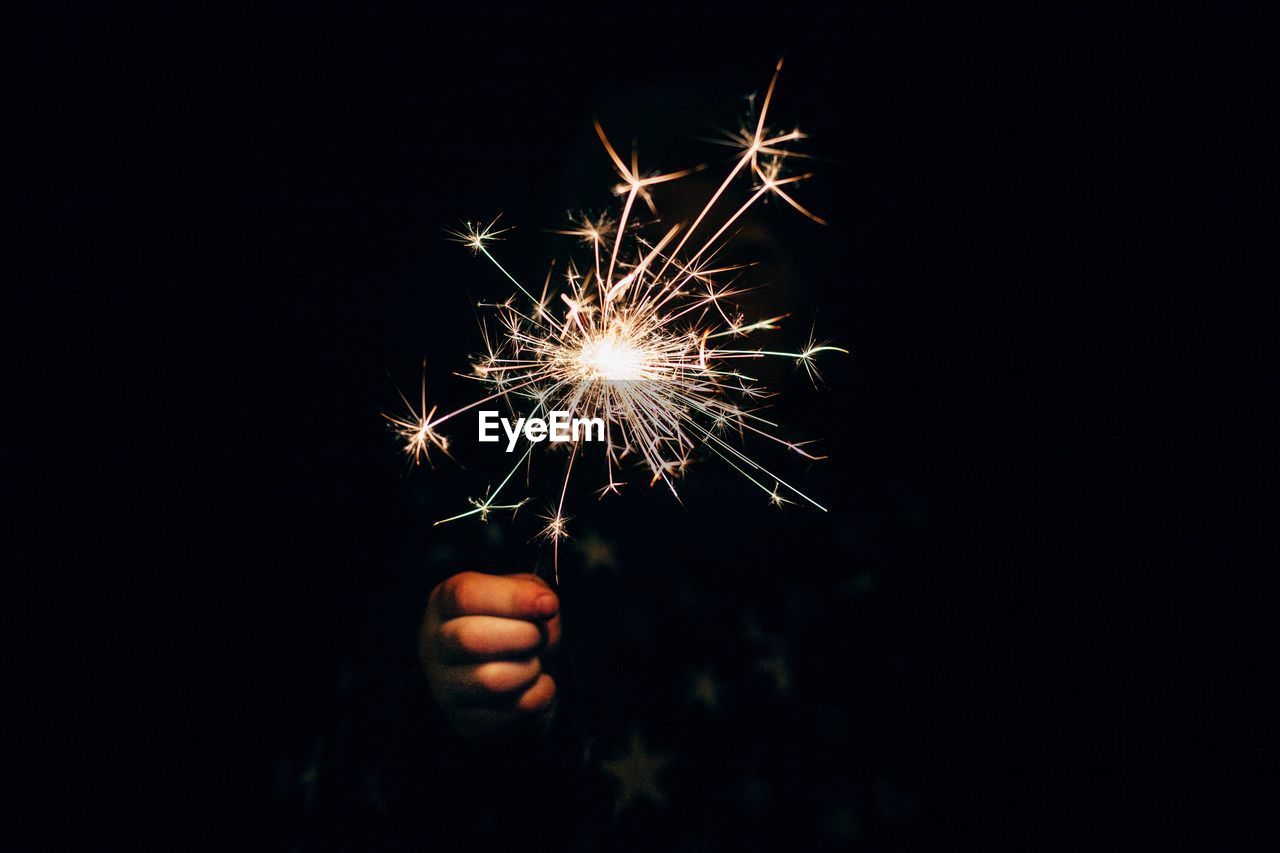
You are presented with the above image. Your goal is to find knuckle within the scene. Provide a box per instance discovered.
[520,674,556,712]
[441,572,476,608]
[473,664,505,693]
[444,618,541,661]
[475,660,537,694]
[451,570,480,592]
[433,577,456,607]
[434,621,460,655]
[455,622,485,656]
[515,621,542,649]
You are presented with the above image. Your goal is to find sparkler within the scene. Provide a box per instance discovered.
[389,61,845,571]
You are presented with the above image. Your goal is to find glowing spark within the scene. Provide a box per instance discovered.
[384,367,452,466]
[390,63,844,570]
[446,216,511,254]
[537,512,571,542]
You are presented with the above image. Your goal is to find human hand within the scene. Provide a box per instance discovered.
[419,571,561,739]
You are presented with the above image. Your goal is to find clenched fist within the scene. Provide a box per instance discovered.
[420,571,562,739]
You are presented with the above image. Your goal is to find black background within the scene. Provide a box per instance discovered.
[8,3,1272,850]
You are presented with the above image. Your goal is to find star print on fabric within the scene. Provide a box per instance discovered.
[600,728,673,814]
[686,667,721,711]
[743,610,792,696]
[825,804,859,840]
[574,530,618,572]
[755,644,791,696]
[299,761,320,812]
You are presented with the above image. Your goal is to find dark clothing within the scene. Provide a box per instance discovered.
[279,499,883,852]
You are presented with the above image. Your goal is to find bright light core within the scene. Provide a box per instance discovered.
[576,331,649,381]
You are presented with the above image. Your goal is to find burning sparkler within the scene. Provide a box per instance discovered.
[388,61,845,570]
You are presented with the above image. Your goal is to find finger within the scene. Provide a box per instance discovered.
[541,612,562,654]
[504,571,551,588]
[514,673,557,714]
[437,615,543,662]
[434,571,559,620]
[447,658,543,703]
[507,573,561,653]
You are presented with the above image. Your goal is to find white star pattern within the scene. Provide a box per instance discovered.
[600,728,673,814]
[687,667,721,711]
[574,531,618,573]
[755,644,791,696]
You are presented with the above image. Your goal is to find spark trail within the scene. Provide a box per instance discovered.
[388,62,845,572]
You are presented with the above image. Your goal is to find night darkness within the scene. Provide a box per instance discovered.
[8,4,1272,851]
